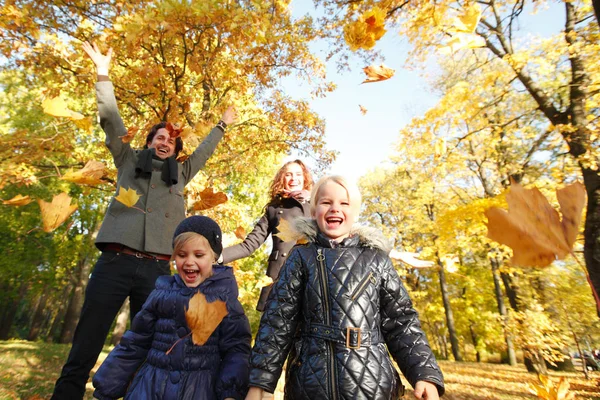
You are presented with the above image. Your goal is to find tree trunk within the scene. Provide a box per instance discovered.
[111,298,130,346]
[437,258,463,361]
[491,256,517,366]
[59,255,93,344]
[469,323,481,362]
[0,283,28,340]
[582,167,600,316]
[47,284,73,342]
[27,285,50,341]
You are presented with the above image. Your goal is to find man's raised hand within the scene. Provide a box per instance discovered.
[82,41,113,76]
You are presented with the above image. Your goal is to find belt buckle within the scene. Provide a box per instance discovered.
[135,252,144,259]
[346,327,361,349]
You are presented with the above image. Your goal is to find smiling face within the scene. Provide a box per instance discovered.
[313,180,357,242]
[147,128,176,159]
[174,234,215,288]
[283,162,305,192]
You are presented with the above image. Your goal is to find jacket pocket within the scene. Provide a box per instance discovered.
[349,271,375,301]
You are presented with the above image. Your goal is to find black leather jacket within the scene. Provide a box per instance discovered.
[248,218,444,399]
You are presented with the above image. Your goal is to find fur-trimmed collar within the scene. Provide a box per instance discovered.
[290,217,392,253]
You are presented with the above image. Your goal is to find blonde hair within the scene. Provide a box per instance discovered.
[172,232,218,261]
[310,175,362,218]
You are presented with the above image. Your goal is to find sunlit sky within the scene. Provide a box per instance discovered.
[285,1,564,184]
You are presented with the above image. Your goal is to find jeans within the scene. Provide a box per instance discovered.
[51,251,170,400]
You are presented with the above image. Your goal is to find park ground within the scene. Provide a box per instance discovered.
[0,340,599,399]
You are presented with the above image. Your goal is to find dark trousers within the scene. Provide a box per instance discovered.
[51,251,170,400]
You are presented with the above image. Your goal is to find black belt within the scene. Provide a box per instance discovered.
[306,323,383,349]
[104,243,171,261]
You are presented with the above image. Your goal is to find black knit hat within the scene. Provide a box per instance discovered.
[173,216,223,256]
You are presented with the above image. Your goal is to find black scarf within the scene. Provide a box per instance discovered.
[135,148,178,186]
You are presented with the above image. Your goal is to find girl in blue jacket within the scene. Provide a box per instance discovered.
[93,216,252,400]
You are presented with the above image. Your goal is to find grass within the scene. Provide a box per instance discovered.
[0,340,599,399]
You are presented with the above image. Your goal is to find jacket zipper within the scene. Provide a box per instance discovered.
[350,271,374,301]
[316,248,338,400]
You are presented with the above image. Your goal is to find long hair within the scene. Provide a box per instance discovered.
[144,122,184,157]
[268,159,313,199]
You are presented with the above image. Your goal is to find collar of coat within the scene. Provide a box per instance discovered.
[290,217,392,253]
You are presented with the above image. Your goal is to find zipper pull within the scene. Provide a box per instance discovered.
[317,248,325,261]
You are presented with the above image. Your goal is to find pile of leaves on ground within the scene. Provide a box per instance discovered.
[1,340,599,399]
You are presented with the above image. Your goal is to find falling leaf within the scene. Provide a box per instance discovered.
[119,126,139,144]
[359,105,368,115]
[42,96,84,120]
[3,194,33,206]
[115,187,142,208]
[440,32,486,55]
[527,374,574,400]
[192,187,228,211]
[273,218,307,244]
[185,292,228,345]
[389,250,435,268]
[234,226,246,240]
[74,117,93,133]
[485,181,586,267]
[38,192,78,232]
[361,64,395,84]
[61,160,106,185]
[166,122,183,138]
[449,3,482,34]
[176,153,190,163]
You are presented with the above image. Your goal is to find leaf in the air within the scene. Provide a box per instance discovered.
[359,105,368,115]
[440,32,486,55]
[234,226,246,240]
[166,122,183,139]
[38,192,78,232]
[449,3,482,34]
[192,187,228,211]
[61,160,106,185]
[185,292,228,345]
[485,180,585,267]
[119,126,139,144]
[361,64,395,84]
[42,96,84,120]
[115,187,142,208]
[556,182,586,249]
[273,218,307,244]
[3,194,34,206]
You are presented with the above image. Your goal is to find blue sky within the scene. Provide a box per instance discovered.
[285,1,565,184]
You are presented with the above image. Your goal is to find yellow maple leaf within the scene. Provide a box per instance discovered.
[62,160,106,185]
[361,64,395,84]
[527,374,574,400]
[119,126,139,144]
[42,96,84,120]
[440,32,486,55]
[359,105,368,115]
[185,292,228,345]
[273,218,306,244]
[485,181,586,267]
[115,187,142,208]
[3,194,33,206]
[38,192,78,232]
[192,187,228,211]
[449,3,482,34]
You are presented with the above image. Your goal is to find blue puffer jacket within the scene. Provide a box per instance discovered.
[92,266,252,400]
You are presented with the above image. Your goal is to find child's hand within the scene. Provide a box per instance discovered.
[245,386,264,400]
[414,381,439,400]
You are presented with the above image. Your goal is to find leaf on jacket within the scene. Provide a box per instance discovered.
[185,292,228,346]
[61,160,106,185]
[115,187,142,208]
[38,192,78,232]
[234,226,246,240]
[484,180,586,267]
[359,105,368,115]
[361,64,395,84]
[273,218,306,244]
[119,126,138,144]
[42,96,84,120]
[3,194,33,206]
[192,187,228,211]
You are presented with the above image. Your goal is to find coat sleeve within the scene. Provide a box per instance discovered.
[216,295,252,400]
[181,126,225,185]
[92,289,160,399]
[96,81,133,168]
[221,209,271,264]
[248,247,305,392]
[379,255,445,396]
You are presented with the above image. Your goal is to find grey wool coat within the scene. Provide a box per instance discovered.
[94,80,225,255]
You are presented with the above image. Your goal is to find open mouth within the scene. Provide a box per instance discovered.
[157,147,170,156]
[325,216,343,229]
[181,267,199,283]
